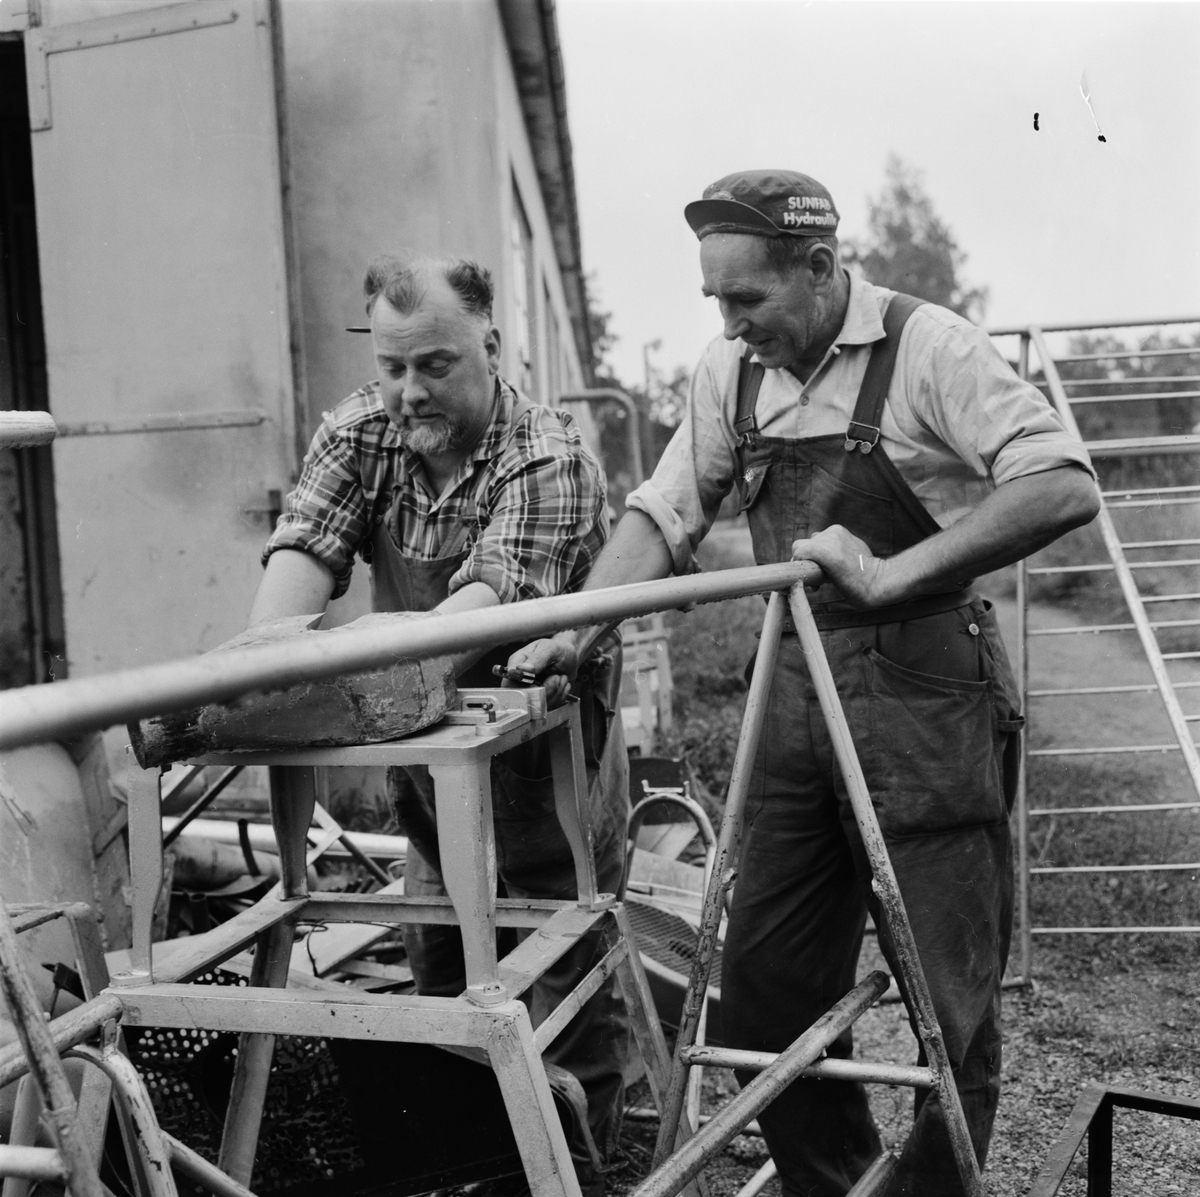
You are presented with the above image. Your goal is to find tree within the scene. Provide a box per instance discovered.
[844,155,988,323]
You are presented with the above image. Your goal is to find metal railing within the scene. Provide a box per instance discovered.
[998,317,1200,977]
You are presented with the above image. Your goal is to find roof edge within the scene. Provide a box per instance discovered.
[497,0,595,386]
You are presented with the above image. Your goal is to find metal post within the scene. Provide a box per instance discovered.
[1015,557,1033,985]
[1030,328,1200,799]
[0,903,106,1197]
[786,584,986,1197]
[651,590,787,1166]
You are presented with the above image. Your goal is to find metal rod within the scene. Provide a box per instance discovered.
[1031,862,1200,875]
[1031,681,1200,697]
[162,767,243,848]
[1029,744,1199,757]
[989,317,1200,337]
[1066,389,1200,404]
[1029,619,1200,636]
[1078,435,1200,458]
[0,903,107,1197]
[786,584,985,1196]
[1104,497,1200,509]
[0,561,818,752]
[0,994,124,1090]
[0,411,57,448]
[732,1160,776,1197]
[681,1046,933,1089]
[166,1136,259,1197]
[1119,539,1200,549]
[1063,375,1200,386]
[1029,802,1200,817]
[651,591,787,1168]
[0,1148,65,1183]
[1032,926,1200,935]
[1026,558,1200,575]
[622,1108,763,1138]
[632,973,891,1197]
[1015,556,1033,991]
[1103,485,1200,498]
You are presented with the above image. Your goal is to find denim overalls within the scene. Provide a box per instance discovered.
[722,295,1023,1197]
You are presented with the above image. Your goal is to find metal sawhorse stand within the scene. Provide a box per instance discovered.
[112,687,697,1197]
[629,586,990,1197]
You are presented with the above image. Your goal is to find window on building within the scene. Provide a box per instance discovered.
[509,183,539,399]
[544,279,561,404]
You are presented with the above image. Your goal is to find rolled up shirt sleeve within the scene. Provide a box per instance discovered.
[626,343,741,574]
[449,442,608,604]
[906,317,1096,490]
[262,414,372,600]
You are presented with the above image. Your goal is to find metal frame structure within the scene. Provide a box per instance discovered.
[1027,1082,1200,1196]
[995,318,1200,979]
[0,559,989,1196]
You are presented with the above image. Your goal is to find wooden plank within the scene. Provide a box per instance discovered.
[302,893,564,927]
[107,893,306,986]
[130,614,456,768]
[289,880,405,976]
[497,907,607,997]
[534,938,627,1054]
[115,984,515,1048]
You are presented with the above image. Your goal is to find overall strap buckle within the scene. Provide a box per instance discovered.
[844,421,880,454]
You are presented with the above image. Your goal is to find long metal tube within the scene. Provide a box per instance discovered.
[0,903,107,1197]
[1029,328,1200,801]
[0,411,57,448]
[0,562,817,752]
[785,584,986,1197]
[632,973,890,1197]
[681,1047,932,1089]
[651,590,787,1167]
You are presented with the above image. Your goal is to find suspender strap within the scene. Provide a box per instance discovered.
[845,292,925,454]
[734,348,764,442]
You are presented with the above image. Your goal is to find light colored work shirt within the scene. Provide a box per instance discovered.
[627,272,1095,574]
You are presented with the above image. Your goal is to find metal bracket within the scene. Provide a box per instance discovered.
[25,0,241,131]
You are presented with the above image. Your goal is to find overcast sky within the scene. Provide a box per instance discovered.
[557,1,1200,386]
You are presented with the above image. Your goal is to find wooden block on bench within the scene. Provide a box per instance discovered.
[129,613,456,767]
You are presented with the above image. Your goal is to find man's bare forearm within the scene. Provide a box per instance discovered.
[248,549,336,626]
[793,464,1101,607]
[566,510,675,659]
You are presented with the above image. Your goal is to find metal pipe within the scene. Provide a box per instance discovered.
[732,1160,775,1197]
[631,973,890,1197]
[0,561,818,752]
[0,1148,66,1183]
[161,817,408,861]
[559,389,646,485]
[0,411,57,448]
[680,1047,933,1089]
[66,1044,179,1197]
[786,584,985,1197]
[1015,556,1033,988]
[651,591,787,1167]
[988,317,1200,337]
[165,1136,258,1197]
[0,993,124,1090]
[0,904,107,1197]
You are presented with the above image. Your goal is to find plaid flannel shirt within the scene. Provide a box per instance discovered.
[265,378,608,603]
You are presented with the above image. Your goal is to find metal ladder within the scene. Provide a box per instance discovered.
[1002,318,1200,978]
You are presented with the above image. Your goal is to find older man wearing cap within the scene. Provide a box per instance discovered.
[509,171,1099,1196]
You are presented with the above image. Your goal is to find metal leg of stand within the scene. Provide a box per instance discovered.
[785,583,986,1197]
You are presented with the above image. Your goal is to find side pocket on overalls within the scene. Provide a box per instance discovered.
[863,643,1007,838]
[978,600,1025,814]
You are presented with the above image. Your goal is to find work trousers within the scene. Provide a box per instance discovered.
[389,707,630,1194]
[722,599,1022,1197]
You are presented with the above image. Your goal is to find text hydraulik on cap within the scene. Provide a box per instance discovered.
[684,170,840,239]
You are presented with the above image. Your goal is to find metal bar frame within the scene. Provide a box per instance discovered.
[1027,1082,1200,1196]
[1013,321,1200,963]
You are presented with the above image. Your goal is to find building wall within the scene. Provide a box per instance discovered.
[280,0,586,445]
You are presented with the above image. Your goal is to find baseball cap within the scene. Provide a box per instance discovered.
[684,170,840,239]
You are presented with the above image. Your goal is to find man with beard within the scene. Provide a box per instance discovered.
[250,252,629,1196]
